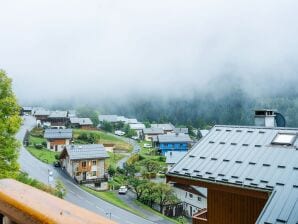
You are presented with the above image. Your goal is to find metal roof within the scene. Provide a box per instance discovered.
[70,117,93,125]
[34,109,51,116]
[165,151,187,164]
[48,111,68,118]
[98,115,118,122]
[44,129,73,139]
[143,128,164,135]
[129,123,146,130]
[151,123,175,131]
[168,125,298,224]
[65,144,109,160]
[174,128,189,134]
[158,133,192,143]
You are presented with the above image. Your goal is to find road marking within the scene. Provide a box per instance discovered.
[96,205,104,211]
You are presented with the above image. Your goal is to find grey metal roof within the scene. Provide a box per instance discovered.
[22,106,33,111]
[158,133,192,143]
[129,123,145,130]
[143,128,164,135]
[126,118,138,124]
[174,128,189,134]
[48,111,68,118]
[151,123,175,131]
[34,109,51,116]
[98,115,118,122]
[199,129,209,137]
[44,129,73,139]
[70,117,93,125]
[165,151,187,164]
[65,144,109,160]
[168,125,298,224]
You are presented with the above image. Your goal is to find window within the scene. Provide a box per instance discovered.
[272,133,297,146]
[198,197,201,201]
[92,171,97,176]
[82,161,87,168]
[92,160,97,165]
[189,193,193,198]
[76,172,81,176]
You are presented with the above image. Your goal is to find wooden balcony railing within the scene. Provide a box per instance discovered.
[192,208,208,224]
[0,179,117,224]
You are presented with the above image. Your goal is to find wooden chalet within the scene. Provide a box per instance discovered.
[166,125,298,224]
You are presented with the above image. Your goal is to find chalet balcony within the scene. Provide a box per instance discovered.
[192,208,208,224]
[0,179,116,224]
[74,176,108,185]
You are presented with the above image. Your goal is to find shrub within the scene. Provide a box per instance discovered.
[159,156,166,162]
[34,143,43,149]
[42,141,47,148]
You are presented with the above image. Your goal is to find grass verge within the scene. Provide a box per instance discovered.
[26,146,59,164]
[134,200,186,224]
[81,186,145,218]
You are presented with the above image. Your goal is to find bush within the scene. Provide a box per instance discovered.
[127,154,139,165]
[159,156,166,162]
[34,143,43,149]
[55,154,60,160]
[108,180,121,190]
[42,141,47,148]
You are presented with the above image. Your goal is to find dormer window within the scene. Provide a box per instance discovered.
[271,133,297,146]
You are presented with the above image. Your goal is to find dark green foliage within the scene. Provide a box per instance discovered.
[77,132,96,144]
[0,70,22,179]
[108,165,116,177]
[101,121,114,132]
[34,143,43,149]
[42,141,47,148]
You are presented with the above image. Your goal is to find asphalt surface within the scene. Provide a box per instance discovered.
[17,116,154,224]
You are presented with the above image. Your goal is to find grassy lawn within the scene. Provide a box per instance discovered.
[27,146,59,164]
[81,186,145,218]
[26,135,59,164]
[106,152,125,168]
[73,129,133,152]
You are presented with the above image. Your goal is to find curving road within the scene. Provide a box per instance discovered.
[17,116,154,224]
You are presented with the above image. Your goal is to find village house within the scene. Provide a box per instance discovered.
[34,109,51,123]
[151,123,175,134]
[44,129,73,152]
[60,144,109,190]
[98,115,118,123]
[156,133,192,155]
[174,184,207,218]
[174,127,189,134]
[166,151,207,218]
[142,127,164,141]
[129,123,146,137]
[21,106,33,115]
[47,111,69,127]
[70,117,93,129]
[166,110,298,224]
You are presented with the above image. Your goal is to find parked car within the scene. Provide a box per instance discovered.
[115,130,125,136]
[143,143,152,148]
[118,186,128,194]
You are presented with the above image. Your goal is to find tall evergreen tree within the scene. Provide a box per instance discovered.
[0,70,21,178]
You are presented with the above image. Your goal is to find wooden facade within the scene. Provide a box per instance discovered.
[167,175,270,224]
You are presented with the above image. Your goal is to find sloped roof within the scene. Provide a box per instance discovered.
[34,109,51,116]
[151,123,175,131]
[48,111,68,118]
[199,129,209,137]
[65,144,109,160]
[70,117,93,125]
[143,128,164,135]
[158,133,192,143]
[129,123,145,130]
[174,128,189,134]
[126,118,138,124]
[98,115,118,122]
[44,129,73,139]
[165,151,187,164]
[168,125,298,224]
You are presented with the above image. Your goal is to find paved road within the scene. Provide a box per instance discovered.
[17,116,154,224]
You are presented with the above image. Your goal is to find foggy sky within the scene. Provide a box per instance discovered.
[1,0,298,105]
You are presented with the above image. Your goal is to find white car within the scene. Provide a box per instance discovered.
[131,136,139,140]
[143,143,152,148]
[115,130,125,136]
[118,186,128,194]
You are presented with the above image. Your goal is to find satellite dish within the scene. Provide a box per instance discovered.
[275,112,286,127]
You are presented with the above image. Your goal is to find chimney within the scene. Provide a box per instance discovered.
[254,109,277,127]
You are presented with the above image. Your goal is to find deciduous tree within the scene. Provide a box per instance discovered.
[0,70,21,178]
